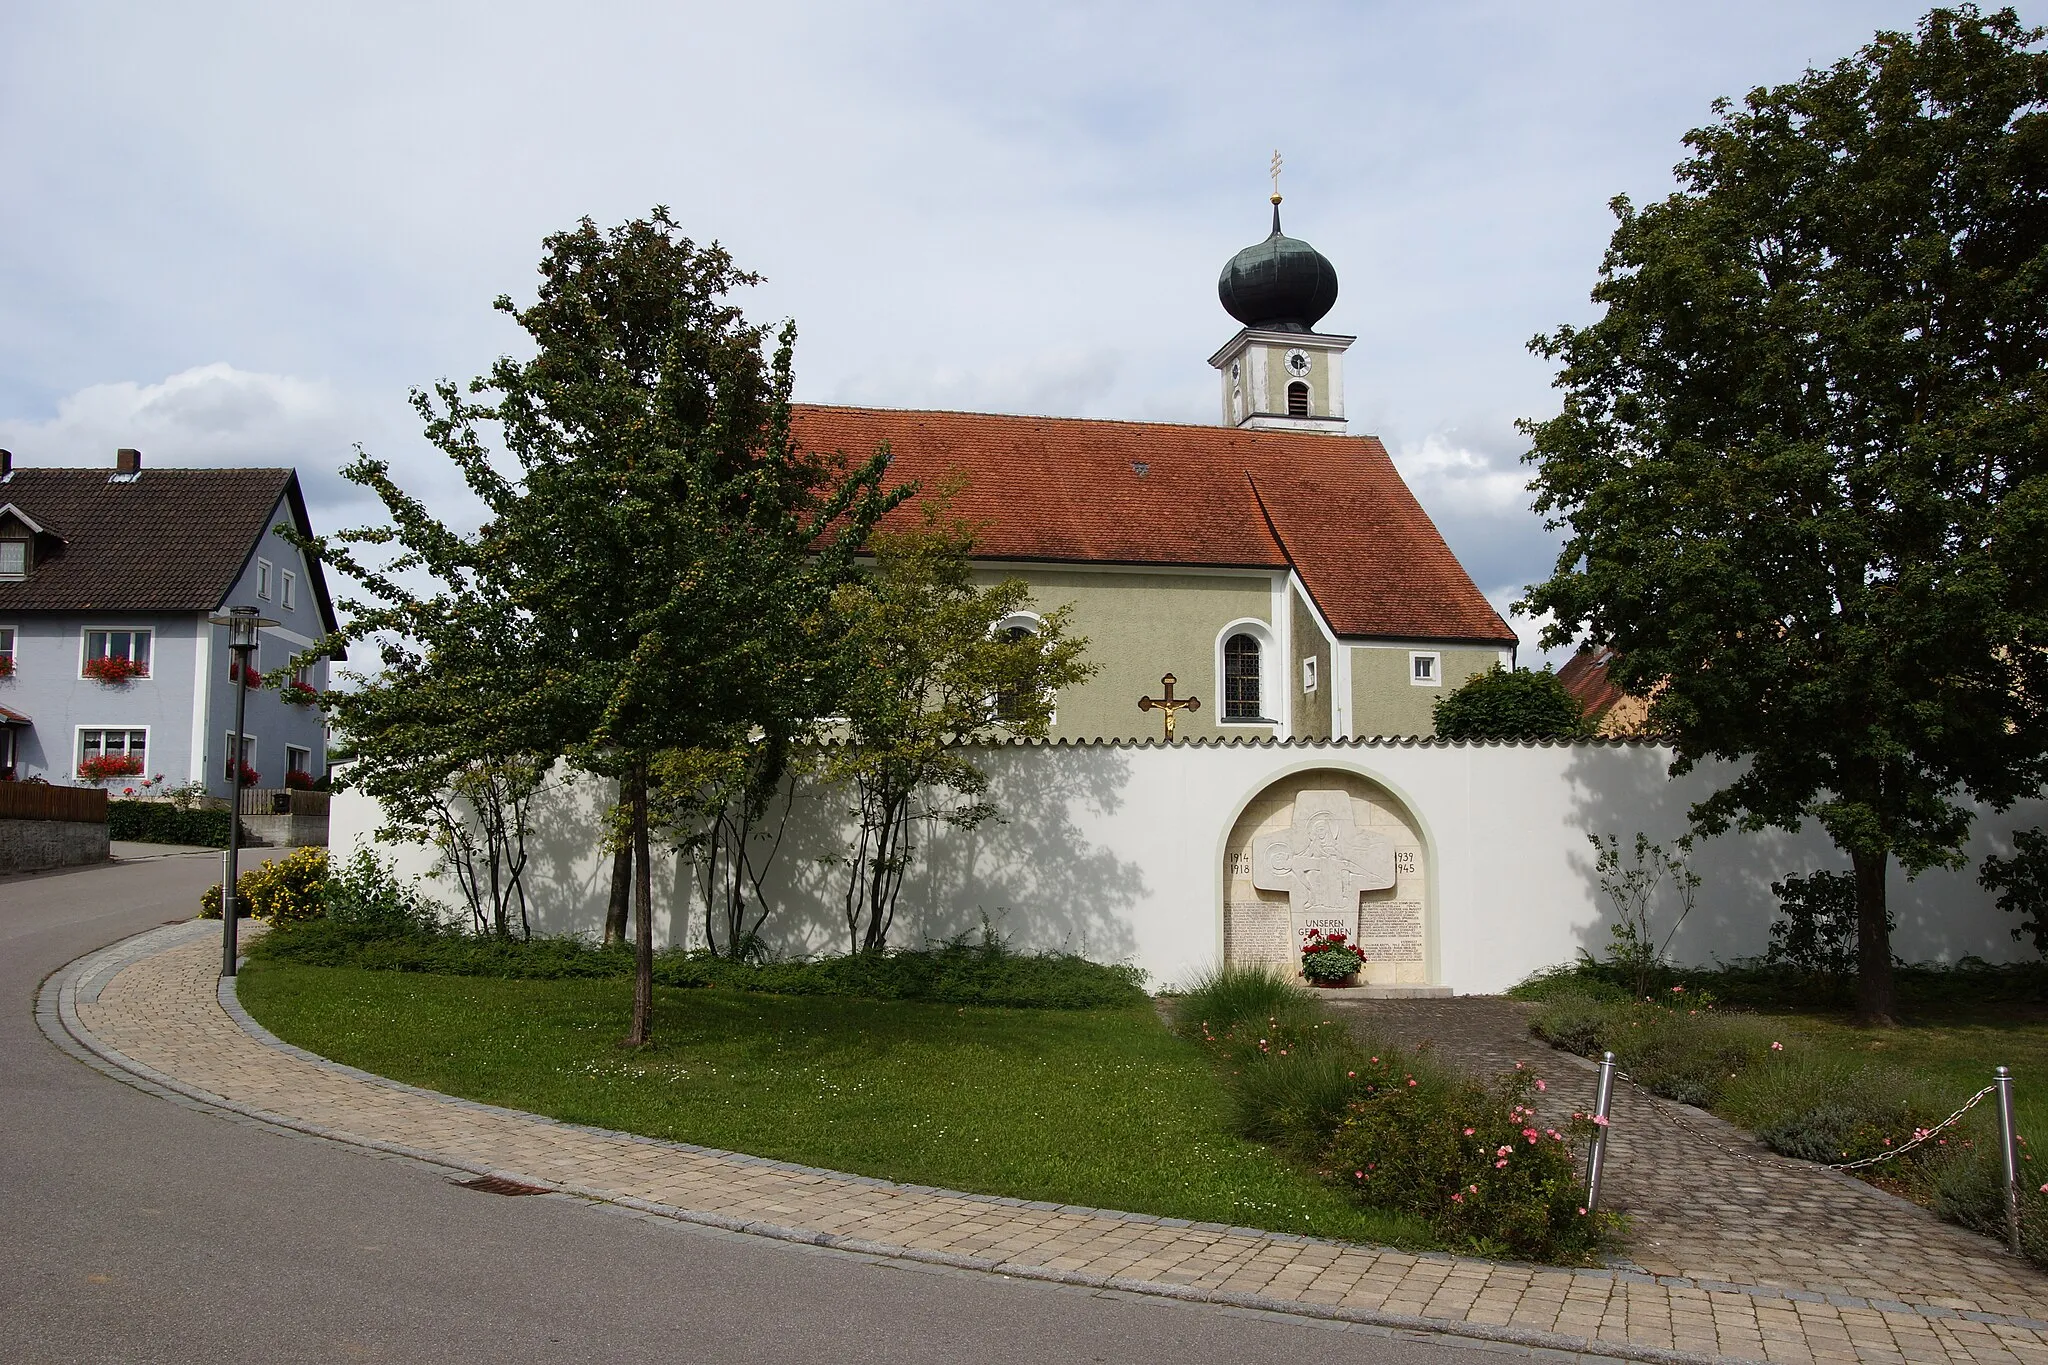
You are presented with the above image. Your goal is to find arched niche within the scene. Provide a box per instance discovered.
[1221,768,1431,986]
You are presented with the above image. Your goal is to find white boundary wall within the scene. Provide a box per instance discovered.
[330,739,2045,994]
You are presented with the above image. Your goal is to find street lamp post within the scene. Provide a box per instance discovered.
[209,605,276,977]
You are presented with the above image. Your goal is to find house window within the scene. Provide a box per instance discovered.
[1224,633,1263,719]
[224,732,258,785]
[1411,651,1441,686]
[993,625,1038,724]
[229,640,260,685]
[0,626,14,675]
[0,540,27,579]
[84,629,151,677]
[1287,382,1310,417]
[281,570,297,611]
[79,728,148,771]
[285,744,312,782]
[1302,656,1318,693]
[257,559,273,600]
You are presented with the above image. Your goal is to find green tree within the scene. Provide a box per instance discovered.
[315,209,899,1044]
[1432,665,1591,742]
[827,501,1096,953]
[1520,8,2048,1024]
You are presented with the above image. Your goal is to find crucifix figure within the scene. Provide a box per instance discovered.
[1138,673,1201,739]
[1252,790,1395,943]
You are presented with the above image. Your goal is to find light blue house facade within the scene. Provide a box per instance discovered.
[0,449,341,795]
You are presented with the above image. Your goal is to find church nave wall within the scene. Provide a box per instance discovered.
[1347,643,1505,738]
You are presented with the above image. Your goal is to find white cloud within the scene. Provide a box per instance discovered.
[1388,433,1531,521]
[0,363,345,468]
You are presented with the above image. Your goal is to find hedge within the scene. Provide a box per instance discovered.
[107,800,241,848]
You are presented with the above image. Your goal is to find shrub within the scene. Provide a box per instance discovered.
[1528,988,1775,1109]
[112,799,237,847]
[1979,827,2048,957]
[1767,869,1878,975]
[1177,968,1615,1263]
[1324,1071,1609,1263]
[201,847,329,924]
[1431,664,1591,742]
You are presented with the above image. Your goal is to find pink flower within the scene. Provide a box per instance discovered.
[1535,1079,1547,1091]
[1469,1184,1478,1193]
[1407,1079,1417,1087]
[1577,1207,1587,1216]
[1463,1128,1475,1136]
[1672,985,1684,993]
[1771,1041,1783,1051]
[1451,1193,1464,1202]
[1495,1159,1509,1168]
[1591,1115,1610,1127]
[1348,1071,1356,1078]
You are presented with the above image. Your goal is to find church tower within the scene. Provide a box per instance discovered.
[1207,190,1354,434]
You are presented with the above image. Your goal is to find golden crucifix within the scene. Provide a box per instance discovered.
[1138,673,1201,739]
[1270,148,1284,204]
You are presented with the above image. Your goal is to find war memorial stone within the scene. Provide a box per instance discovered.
[1223,772,1430,984]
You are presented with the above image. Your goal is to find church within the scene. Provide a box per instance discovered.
[788,193,1516,742]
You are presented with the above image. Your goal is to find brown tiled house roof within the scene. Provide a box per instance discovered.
[789,405,1515,645]
[1557,646,1655,737]
[0,466,343,642]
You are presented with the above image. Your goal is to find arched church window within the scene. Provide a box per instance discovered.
[1224,633,1262,718]
[994,625,1036,724]
[1287,382,1310,417]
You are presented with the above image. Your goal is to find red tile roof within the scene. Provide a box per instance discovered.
[790,405,1516,644]
[1557,646,1628,718]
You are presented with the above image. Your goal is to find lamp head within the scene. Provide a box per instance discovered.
[209,605,278,653]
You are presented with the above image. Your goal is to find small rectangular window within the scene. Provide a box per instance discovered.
[85,629,152,677]
[0,540,27,579]
[257,559,273,600]
[281,570,297,610]
[1410,651,1441,686]
[1302,656,1318,693]
[285,744,311,780]
[0,627,14,673]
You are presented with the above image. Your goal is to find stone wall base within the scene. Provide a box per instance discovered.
[0,817,110,873]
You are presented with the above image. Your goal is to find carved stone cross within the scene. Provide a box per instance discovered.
[1252,790,1395,941]
[1138,673,1200,740]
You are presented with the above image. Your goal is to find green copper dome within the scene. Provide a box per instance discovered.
[1217,201,1339,333]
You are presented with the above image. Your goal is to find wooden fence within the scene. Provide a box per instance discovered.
[237,788,331,818]
[0,784,109,824]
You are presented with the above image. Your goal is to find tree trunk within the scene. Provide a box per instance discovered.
[604,834,631,945]
[626,764,655,1047]
[1851,846,1897,1027]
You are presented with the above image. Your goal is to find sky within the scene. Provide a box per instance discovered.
[0,1,1980,662]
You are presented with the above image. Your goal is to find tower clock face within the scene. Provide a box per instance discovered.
[1285,349,1311,377]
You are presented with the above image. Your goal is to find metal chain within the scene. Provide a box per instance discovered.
[1821,1085,1998,1171]
[1601,1069,1998,1174]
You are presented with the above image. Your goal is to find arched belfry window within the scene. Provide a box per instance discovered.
[1224,633,1263,719]
[1286,381,1310,417]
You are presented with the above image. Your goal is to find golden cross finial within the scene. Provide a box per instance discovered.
[1269,148,1284,204]
[1138,673,1202,740]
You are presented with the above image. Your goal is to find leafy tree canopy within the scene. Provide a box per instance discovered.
[1432,665,1591,742]
[1518,7,2048,1022]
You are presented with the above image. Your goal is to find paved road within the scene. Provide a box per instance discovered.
[2,858,1513,1364]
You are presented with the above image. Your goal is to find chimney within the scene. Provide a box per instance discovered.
[0,450,11,477]
[115,447,141,476]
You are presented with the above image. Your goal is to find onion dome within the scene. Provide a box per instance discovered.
[1217,199,1339,333]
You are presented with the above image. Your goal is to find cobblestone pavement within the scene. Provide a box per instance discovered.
[48,927,2048,1365]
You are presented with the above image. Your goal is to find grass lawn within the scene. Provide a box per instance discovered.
[1727,1001,2048,1165]
[237,961,1432,1248]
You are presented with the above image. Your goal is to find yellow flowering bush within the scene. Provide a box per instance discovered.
[198,846,330,924]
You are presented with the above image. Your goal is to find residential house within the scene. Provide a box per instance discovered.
[0,447,341,793]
